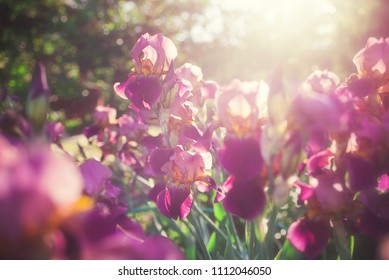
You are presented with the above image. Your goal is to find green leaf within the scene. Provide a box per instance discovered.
[224,227,236,259]
[275,240,305,260]
[332,219,351,260]
[213,201,227,221]
[207,231,217,253]
[185,238,196,260]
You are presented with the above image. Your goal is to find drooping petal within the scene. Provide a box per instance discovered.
[221,175,267,220]
[113,74,136,100]
[156,186,193,220]
[148,182,166,202]
[287,217,330,259]
[126,75,163,110]
[218,135,263,180]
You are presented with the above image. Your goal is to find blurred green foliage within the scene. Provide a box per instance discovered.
[1,0,388,121]
[0,0,209,113]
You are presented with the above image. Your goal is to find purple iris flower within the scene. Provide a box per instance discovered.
[114,33,177,113]
[148,145,215,220]
[287,217,331,259]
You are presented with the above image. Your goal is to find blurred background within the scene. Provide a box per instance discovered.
[1,0,389,130]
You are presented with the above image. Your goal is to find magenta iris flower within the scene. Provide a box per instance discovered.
[287,217,331,259]
[175,63,218,105]
[114,33,178,114]
[218,134,264,180]
[220,175,267,220]
[0,136,83,259]
[148,145,215,220]
[214,79,269,220]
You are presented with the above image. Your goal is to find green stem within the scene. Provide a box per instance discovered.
[333,218,351,260]
[264,206,278,259]
[245,220,256,259]
[227,213,247,259]
[193,203,228,241]
[187,212,212,260]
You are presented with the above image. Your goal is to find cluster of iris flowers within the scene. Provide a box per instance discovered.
[1,34,389,260]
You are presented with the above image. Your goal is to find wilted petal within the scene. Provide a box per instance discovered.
[287,217,330,259]
[156,186,193,220]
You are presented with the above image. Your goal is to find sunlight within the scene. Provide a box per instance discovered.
[198,0,337,42]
